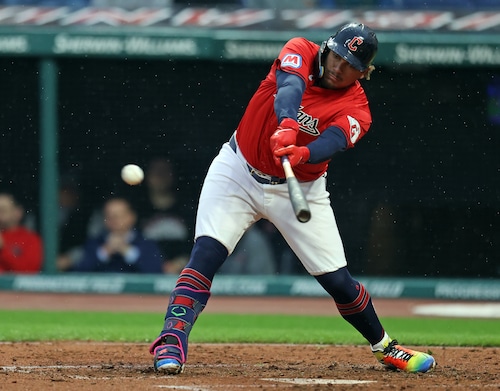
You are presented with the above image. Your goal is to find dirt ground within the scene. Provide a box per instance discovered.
[1,292,499,390]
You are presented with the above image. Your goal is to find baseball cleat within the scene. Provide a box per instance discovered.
[372,339,436,373]
[154,358,184,375]
[150,334,186,375]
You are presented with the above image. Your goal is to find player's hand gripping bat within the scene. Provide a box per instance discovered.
[281,156,311,223]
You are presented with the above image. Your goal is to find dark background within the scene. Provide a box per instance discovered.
[1,57,499,277]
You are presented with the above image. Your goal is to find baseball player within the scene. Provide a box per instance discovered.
[149,23,436,374]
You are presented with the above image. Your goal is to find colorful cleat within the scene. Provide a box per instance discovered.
[150,334,186,375]
[372,339,436,373]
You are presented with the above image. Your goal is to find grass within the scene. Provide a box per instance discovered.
[1,310,499,347]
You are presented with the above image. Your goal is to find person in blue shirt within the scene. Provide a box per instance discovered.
[74,197,163,273]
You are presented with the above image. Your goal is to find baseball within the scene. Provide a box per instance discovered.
[121,164,144,185]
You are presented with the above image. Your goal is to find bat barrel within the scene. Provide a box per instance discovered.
[286,176,311,223]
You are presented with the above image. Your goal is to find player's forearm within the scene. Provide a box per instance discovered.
[274,70,305,122]
[306,126,347,164]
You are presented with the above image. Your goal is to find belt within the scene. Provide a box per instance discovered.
[229,134,286,185]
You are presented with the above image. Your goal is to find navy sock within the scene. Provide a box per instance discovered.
[156,236,229,360]
[315,267,384,345]
[178,236,229,285]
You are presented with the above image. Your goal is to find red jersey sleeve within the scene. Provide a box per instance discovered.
[326,82,372,149]
[276,37,318,84]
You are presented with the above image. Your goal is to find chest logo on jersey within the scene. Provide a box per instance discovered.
[297,106,320,136]
[281,53,302,69]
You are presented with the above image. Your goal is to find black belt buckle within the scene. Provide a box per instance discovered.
[228,134,285,185]
[249,167,286,185]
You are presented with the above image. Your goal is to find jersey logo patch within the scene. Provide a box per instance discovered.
[347,115,361,143]
[281,53,302,69]
[297,106,320,136]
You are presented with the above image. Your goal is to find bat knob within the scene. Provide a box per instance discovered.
[297,209,311,223]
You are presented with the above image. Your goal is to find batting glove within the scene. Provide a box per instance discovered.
[274,145,310,167]
[270,118,299,165]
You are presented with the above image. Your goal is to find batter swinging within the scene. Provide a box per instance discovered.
[149,23,436,374]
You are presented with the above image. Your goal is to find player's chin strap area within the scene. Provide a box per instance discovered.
[229,134,286,185]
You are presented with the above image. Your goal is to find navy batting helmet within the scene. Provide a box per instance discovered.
[318,23,378,76]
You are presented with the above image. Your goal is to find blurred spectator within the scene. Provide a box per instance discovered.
[85,158,191,274]
[218,222,276,274]
[134,157,192,275]
[0,192,43,274]
[56,176,92,272]
[72,197,163,273]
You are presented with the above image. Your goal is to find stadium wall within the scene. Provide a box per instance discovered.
[0,11,499,280]
[0,274,499,300]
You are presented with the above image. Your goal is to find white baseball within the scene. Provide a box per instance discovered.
[121,164,144,185]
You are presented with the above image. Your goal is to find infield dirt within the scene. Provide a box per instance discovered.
[1,342,499,390]
[0,292,499,390]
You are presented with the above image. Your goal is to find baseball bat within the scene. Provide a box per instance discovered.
[281,156,311,223]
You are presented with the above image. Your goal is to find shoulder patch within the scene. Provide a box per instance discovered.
[281,53,302,69]
[347,115,361,144]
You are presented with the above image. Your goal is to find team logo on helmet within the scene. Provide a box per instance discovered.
[346,36,364,52]
[324,23,378,72]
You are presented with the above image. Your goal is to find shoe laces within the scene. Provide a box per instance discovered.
[383,340,414,362]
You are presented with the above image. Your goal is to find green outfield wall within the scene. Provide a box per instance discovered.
[0,28,499,66]
[0,274,499,301]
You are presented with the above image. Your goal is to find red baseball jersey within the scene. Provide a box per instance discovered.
[0,227,43,273]
[236,37,372,181]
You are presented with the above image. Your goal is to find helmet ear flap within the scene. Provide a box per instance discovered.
[318,40,328,78]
